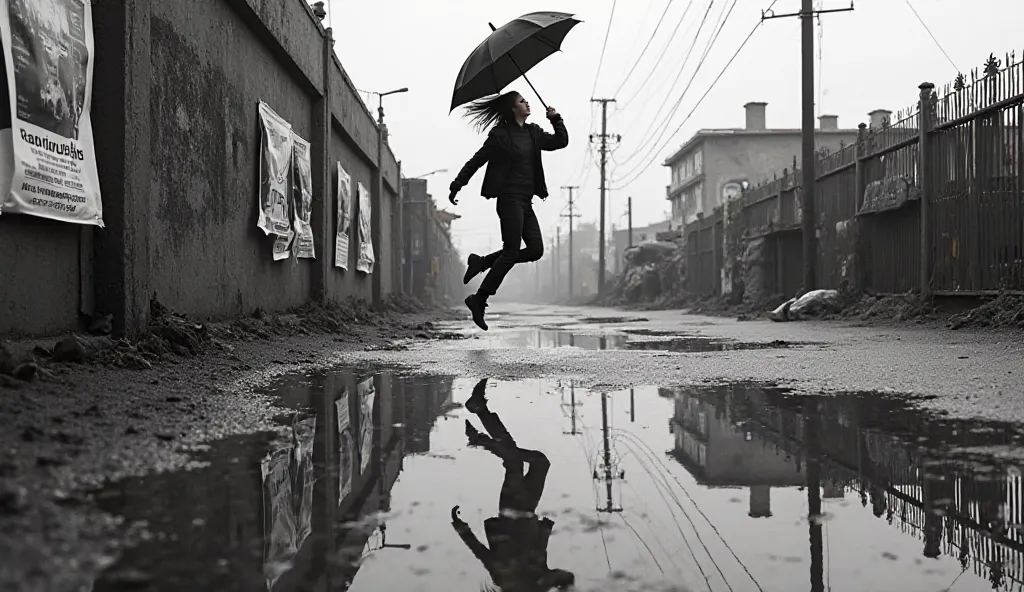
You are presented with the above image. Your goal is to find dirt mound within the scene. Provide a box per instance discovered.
[947,293,1024,330]
[1,294,458,380]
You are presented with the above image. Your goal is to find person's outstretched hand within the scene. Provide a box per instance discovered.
[546,106,558,119]
[449,188,459,206]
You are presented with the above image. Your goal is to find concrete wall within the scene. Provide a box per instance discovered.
[1,0,401,337]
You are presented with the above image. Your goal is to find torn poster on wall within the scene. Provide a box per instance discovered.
[290,133,314,259]
[334,162,351,270]
[256,101,294,259]
[355,182,374,274]
[0,0,103,226]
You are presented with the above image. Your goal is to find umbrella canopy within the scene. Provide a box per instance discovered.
[450,11,582,112]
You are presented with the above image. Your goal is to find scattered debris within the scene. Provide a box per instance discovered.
[769,290,842,322]
[948,293,1024,330]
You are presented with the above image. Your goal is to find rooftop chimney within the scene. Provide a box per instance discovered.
[868,109,892,130]
[744,102,767,130]
[818,114,838,131]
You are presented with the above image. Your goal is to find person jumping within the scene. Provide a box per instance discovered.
[449,91,569,330]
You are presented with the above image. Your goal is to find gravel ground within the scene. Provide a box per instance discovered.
[0,299,461,592]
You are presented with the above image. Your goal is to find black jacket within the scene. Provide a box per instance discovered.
[450,115,568,199]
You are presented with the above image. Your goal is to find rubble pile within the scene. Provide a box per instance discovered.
[600,241,685,307]
[947,293,1024,329]
[0,294,458,383]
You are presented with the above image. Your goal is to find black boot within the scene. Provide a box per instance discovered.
[463,254,486,285]
[465,293,488,331]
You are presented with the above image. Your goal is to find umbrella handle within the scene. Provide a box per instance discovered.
[488,22,549,112]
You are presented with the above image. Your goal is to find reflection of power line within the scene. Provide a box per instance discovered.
[595,393,623,513]
[562,381,582,435]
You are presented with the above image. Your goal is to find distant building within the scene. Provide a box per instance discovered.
[663,102,875,227]
[401,178,463,305]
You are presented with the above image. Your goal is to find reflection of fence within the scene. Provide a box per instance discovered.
[737,390,1024,588]
[681,52,1024,301]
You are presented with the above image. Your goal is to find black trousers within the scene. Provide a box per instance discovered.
[477,194,544,297]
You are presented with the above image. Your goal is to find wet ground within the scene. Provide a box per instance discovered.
[80,304,1024,591]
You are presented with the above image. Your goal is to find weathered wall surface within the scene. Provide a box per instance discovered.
[1,0,402,337]
[0,218,81,336]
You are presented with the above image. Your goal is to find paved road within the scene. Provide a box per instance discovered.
[85,304,1024,591]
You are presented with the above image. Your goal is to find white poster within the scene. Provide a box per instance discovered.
[334,162,351,270]
[355,182,374,274]
[256,101,293,244]
[357,377,375,474]
[336,390,353,505]
[0,0,102,225]
[291,133,314,259]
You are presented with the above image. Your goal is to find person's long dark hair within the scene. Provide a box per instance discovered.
[462,91,520,133]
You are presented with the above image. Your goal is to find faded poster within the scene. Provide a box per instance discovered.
[334,162,351,270]
[355,182,374,274]
[291,132,314,259]
[0,0,102,225]
[261,413,316,590]
[256,101,293,240]
[271,231,294,261]
[357,377,375,475]
[336,390,354,505]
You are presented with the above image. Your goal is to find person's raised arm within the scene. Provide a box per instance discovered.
[537,107,568,151]
[451,506,492,565]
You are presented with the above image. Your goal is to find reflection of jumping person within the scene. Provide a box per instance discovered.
[450,379,575,591]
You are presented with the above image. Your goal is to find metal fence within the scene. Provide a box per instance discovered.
[683,52,1024,299]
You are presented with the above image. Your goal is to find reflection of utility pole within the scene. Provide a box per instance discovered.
[804,399,824,592]
[630,388,635,423]
[562,381,582,435]
[595,393,623,513]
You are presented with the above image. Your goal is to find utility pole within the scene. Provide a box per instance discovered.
[595,392,623,514]
[561,186,580,299]
[590,98,619,297]
[762,1,852,292]
[627,197,633,248]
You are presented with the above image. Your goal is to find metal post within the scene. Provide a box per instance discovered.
[761,0,853,293]
[918,82,935,298]
[799,0,816,292]
[375,99,385,305]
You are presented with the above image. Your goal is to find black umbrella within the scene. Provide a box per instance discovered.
[450,11,582,113]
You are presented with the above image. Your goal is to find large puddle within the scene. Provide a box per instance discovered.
[502,328,815,352]
[87,370,1024,591]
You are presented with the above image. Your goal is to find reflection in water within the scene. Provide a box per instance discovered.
[261,413,316,588]
[89,374,1024,591]
[455,378,575,591]
[90,370,456,591]
[668,384,1024,590]
[506,328,808,352]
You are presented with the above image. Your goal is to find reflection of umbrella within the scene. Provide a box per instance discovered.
[450,11,582,112]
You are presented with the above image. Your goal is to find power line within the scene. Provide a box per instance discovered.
[903,0,959,72]
[612,0,717,168]
[612,6,768,190]
[591,0,619,97]
[613,0,739,173]
[618,0,700,110]
[612,0,675,98]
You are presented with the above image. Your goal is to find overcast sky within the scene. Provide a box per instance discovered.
[328,0,1022,258]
